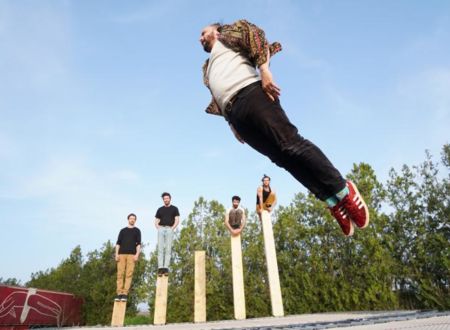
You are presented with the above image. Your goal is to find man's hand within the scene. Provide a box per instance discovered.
[133,254,139,262]
[232,228,242,236]
[229,123,245,144]
[115,254,119,262]
[260,68,280,101]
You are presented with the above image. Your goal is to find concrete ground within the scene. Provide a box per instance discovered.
[67,310,450,330]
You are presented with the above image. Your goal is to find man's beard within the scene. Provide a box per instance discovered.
[203,41,212,53]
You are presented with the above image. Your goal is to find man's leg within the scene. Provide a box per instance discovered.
[123,255,136,295]
[157,228,165,270]
[116,254,126,295]
[231,85,346,200]
[230,84,368,235]
[164,228,174,270]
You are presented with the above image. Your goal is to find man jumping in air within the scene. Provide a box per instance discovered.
[199,19,369,236]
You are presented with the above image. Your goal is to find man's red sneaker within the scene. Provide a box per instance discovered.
[343,181,370,229]
[329,202,354,236]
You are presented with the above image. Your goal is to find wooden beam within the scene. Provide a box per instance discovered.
[194,250,206,323]
[153,275,169,325]
[261,210,284,317]
[231,234,246,320]
[111,301,126,326]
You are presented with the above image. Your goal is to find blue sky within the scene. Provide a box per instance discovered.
[1,0,449,283]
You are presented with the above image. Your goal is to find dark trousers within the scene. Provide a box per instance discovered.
[228,82,346,201]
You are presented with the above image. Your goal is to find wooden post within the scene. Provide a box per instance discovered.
[111,301,126,326]
[194,250,206,323]
[261,210,284,317]
[231,234,246,320]
[153,276,169,325]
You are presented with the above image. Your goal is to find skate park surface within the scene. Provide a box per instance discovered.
[68,310,450,330]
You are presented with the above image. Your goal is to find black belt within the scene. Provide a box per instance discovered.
[224,81,261,119]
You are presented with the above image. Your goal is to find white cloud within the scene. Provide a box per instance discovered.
[0,156,142,228]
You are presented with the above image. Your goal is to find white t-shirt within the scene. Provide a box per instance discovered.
[206,41,260,113]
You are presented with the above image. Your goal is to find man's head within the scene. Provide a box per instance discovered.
[232,195,241,209]
[199,23,221,53]
[127,213,137,226]
[161,192,171,206]
[262,174,271,187]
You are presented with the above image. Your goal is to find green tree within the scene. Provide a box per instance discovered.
[275,163,397,313]
[385,145,450,309]
[0,277,23,286]
[27,242,150,325]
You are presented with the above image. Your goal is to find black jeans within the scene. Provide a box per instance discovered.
[228,82,346,201]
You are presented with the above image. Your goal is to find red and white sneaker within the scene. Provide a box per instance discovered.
[342,181,369,229]
[329,202,354,236]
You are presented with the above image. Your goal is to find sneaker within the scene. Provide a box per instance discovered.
[342,181,369,229]
[329,202,354,236]
[114,295,121,302]
[157,268,164,277]
[120,294,127,302]
[163,268,169,276]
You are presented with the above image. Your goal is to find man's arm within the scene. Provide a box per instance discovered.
[257,186,264,212]
[115,244,120,262]
[134,244,141,262]
[220,20,281,68]
[240,208,247,230]
[224,209,235,234]
[259,49,281,102]
[134,230,142,261]
[172,216,180,230]
[154,217,160,229]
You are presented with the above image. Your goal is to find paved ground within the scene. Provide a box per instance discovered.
[67,310,450,330]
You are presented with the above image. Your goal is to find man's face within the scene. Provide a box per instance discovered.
[163,196,171,206]
[262,178,270,187]
[128,215,136,226]
[232,199,240,208]
[199,25,218,53]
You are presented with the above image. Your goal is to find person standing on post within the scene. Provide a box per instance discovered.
[199,19,369,237]
[256,175,277,216]
[155,192,180,276]
[115,213,141,302]
[225,195,246,236]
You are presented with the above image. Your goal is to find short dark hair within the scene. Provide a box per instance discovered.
[161,192,171,199]
[127,213,136,219]
[232,195,241,202]
[262,174,271,181]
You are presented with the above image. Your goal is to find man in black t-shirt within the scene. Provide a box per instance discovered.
[154,192,180,276]
[115,213,141,302]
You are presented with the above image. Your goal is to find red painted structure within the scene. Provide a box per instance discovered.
[0,285,83,329]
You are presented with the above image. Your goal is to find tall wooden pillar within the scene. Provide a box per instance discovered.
[194,250,206,323]
[261,210,284,317]
[231,234,246,319]
[111,301,126,326]
[153,276,169,325]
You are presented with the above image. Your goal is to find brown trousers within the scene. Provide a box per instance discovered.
[256,191,276,213]
[116,254,136,295]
